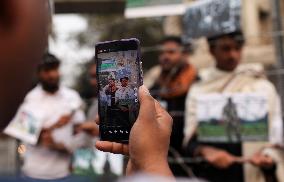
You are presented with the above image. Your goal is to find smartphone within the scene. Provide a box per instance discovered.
[95,38,143,143]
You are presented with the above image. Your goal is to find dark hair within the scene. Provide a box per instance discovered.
[160,36,193,53]
[38,52,60,71]
[160,36,183,46]
[207,31,245,49]
[120,77,129,82]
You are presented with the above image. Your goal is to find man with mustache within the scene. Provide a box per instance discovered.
[184,31,284,182]
[146,36,197,176]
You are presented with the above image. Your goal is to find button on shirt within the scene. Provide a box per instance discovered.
[21,85,86,179]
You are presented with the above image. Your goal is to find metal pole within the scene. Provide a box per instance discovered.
[271,0,284,112]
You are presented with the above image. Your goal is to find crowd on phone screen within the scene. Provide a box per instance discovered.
[99,75,136,128]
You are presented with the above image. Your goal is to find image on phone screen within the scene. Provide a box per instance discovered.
[97,43,141,142]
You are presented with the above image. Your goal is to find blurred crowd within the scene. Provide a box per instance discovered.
[1,0,284,182]
[144,33,284,182]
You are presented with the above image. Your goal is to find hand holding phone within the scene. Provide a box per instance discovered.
[96,86,173,176]
[95,38,143,143]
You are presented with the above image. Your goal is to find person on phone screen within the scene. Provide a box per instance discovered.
[104,77,118,125]
[115,77,135,127]
[105,77,118,107]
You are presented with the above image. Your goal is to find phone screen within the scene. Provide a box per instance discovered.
[96,39,142,142]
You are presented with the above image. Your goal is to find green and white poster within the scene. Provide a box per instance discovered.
[126,0,185,18]
[196,93,268,143]
[127,0,183,8]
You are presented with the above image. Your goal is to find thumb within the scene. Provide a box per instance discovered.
[137,85,156,122]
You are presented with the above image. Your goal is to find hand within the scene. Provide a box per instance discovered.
[39,129,53,147]
[39,129,69,153]
[75,121,99,136]
[95,86,173,177]
[50,114,72,129]
[249,152,275,168]
[198,146,240,169]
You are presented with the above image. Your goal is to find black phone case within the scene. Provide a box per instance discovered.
[95,38,143,143]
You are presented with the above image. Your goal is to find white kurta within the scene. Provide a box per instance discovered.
[21,85,86,179]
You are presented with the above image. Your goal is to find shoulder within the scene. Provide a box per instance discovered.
[252,78,277,94]
[60,87,82,100]
[183,63,197,74]
[61,87,84,110]
[238,63,276,92]
[188,67,213,93]
[24,86,43,101]
[178,63,197,81]
[127,87,134,93]
[237,63,264,73]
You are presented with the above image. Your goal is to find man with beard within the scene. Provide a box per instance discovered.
[19,53,89,181]
[146,36,197,176]
[184,31,284,182]
[115,77,135,127]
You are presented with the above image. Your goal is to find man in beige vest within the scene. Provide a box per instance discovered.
[184,31,284,182]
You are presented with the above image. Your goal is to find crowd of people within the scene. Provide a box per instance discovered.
[101,76,135,127]
[144,33,284,181]
[1,0,284,182]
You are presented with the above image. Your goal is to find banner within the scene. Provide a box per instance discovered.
[183,0,241,39]
[4,103,45,145]
[127,0,182,8]
[125,0,185,18]
[196,93,268,142]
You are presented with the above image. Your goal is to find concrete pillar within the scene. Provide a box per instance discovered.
[242,0,261,46]
[163,15,183,36]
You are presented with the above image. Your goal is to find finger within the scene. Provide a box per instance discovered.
[137,85,156,122]
[95,141,129,155]
[95,115,100,125]
[154,100,172,121]
[154,100,173,129]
